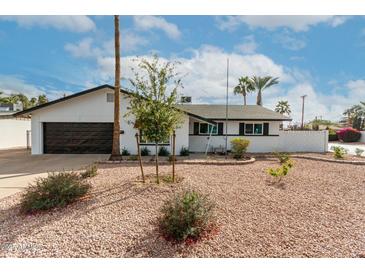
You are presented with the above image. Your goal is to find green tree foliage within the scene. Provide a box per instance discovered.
[267,160,294,183]
[230,138,250,159]
[251,76,279,106]
[275,100,291,116]
[127,55,183,183]
[233,76,255,105]
[0,91,48,109]
[343,102,365,130]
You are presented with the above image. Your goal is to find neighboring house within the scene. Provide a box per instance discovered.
[0,111,31,150]
[0,102,23,112]
[15,85,328,155]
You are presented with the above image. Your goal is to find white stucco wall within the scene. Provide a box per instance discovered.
[0,118,31,150]
[30,87,189,155]
[189,119,280,136]
[189,130,328,153]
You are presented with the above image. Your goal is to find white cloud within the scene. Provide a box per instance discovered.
[346,79,365,98]
[64,40,363,124]
[264,79,365,123]
[216,16,350,32]
[0,74,69,100]
[64,38,98,58]
[274,31,306,50]
[65,30,148,60]
[93,45,289,101]
[133,16,181,40]
[234,35,258,54]
[0,16,95,32]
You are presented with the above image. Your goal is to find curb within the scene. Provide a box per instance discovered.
[98,157,256,166]
[291,155,365,165]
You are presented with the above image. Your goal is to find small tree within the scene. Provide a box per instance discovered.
[127,55,183,183]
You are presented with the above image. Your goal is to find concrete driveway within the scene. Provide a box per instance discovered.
[0,149,109,199]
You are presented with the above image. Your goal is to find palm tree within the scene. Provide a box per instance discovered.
[343,101,365,130]
[233,76,255,105]
[37,94,48,105]
[251,76,279,106]
[110,15,121,160]
[275,100,291,116]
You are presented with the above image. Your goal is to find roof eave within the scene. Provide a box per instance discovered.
[14,84,132,117]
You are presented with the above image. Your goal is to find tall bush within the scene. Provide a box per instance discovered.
[230,138,250,159]
[336,127,361,142]
[328,128,338,141]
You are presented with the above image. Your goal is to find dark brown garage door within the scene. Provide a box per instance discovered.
[43,122,113,154]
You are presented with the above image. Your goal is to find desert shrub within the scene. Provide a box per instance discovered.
[180,146,190,156]
[355,148,364,157]
[158,146,170,157]
[140,147,150,156]
[274,152,290,164]
[230,138,250,159]
[328,128,338,141]
[332,146,347,159]
[80,164,97,179]
[267,160,294,183]
[159,190,215,242]
[336,128,361,142]
[20,172,90,213]
[121,148,131,156]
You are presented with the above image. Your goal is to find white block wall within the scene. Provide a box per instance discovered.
[0,119,31,150]
[189,130,328,153]
[278,130,328,153]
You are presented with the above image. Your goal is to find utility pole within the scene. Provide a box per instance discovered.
[225,58,229,158]
[300,95,307,129]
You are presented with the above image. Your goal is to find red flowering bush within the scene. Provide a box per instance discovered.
[336,127,361,142]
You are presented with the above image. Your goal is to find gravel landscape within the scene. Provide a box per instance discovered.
[1,158,365,258]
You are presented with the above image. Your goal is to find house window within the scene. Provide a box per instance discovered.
[245,123,263,135]
[199,123,217,135]
[106,93,114,102]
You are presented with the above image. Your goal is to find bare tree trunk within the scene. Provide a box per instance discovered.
[172,131,176,183]
[155,143,159,184]
[256,90,262,106]
[135,133,145,183]
[111,15,121,160]
[243,95,247,106]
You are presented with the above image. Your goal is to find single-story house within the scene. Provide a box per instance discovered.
[15,85,328,155]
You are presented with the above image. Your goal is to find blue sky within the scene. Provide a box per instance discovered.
[0,15,364,123]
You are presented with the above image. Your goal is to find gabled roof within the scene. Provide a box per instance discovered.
[14,84,122,117]
[13,84,216,124]
[177,104,292,121]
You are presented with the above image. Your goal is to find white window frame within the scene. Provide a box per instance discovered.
[244,123,264,136]
[199,123,218,135]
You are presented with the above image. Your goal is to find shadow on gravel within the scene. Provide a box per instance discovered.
[0,201,67,256]
[124,227,184,258]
